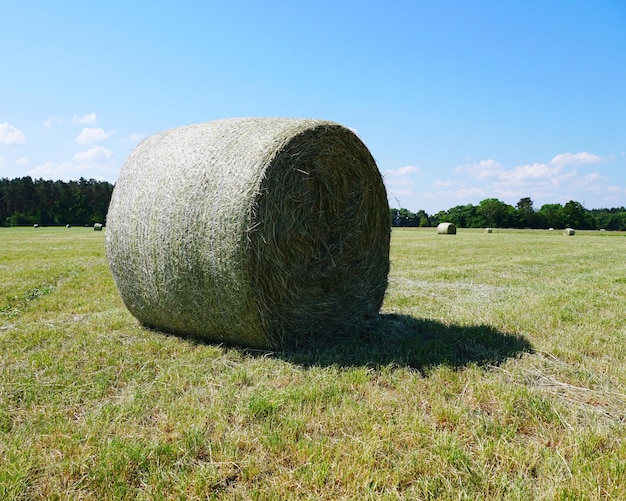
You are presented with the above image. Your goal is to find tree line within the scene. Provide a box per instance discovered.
[1,176,113,227]
[2,177,625,231]
[391,197,626,231]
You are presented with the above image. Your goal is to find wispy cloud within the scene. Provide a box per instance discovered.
[73,113,97,124]
[72,145,112,163]
[43,116,64,127]
[433,179,457,188]
[549,152,603,166]
[383,165,422,206]
[0,122,26,144]
[456,159,575,188]
[454,159,502,180]
[383,165,422,187]
[441,151,616,209]
[122,132,148,143]
[28,146,116,180]
[75,127,114,144]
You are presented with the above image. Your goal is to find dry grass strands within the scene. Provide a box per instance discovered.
[437,222,456,234]
[105,118,390,349]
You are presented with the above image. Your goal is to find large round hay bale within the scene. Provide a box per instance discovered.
[105,118,390,349]
[437,222,456,234]
[564,228,576,236]
[93,223,103,231]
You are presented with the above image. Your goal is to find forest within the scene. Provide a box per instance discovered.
[2,176,625,230]
[389,197,626,230]
[1,176,113,227]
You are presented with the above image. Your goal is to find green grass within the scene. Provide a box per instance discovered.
[1,226,626,499]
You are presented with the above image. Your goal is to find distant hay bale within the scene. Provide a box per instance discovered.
[93,223,103,231]
[33,224,39,228]
[437,222,456,235]
[105,118,390,349]
[66,224,71,228]
[485,228,493,233]
[564,228,576,236]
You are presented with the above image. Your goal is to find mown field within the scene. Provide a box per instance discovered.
[1,226,625,500]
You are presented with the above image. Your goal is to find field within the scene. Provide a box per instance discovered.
[1,226,626,500]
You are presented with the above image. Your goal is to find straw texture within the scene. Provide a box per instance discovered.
[105,118,390,349]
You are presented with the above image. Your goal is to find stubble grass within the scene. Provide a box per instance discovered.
[1,226,626,499]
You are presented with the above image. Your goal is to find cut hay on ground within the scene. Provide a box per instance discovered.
[105,118,390,349]
[437,222,456,234]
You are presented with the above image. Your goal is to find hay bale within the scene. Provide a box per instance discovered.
[485,228,493,233]
[105,118,390,349]
[437,222,456,235]
[93,223,103,231]
[66,224,71,228]
[564,228,576,236]
[33,224,39,228]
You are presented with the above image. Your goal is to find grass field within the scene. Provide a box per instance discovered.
[1,226,626,500]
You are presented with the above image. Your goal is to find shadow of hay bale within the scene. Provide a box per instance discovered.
[275,314,533,372]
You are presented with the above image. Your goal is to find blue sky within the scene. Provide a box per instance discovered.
[1,0,625,213]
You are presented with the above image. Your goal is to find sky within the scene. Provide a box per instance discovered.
[1,0,625,214]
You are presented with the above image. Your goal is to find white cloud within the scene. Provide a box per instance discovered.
[454,159,502,180]
[456,158,577,188]
[434,179,456,188]
[404,150,623,213]
[549,152,603,166]
[418,186,486,210]
[43,116,64,127]
[383,165,421,188]
[0,122,26,144]
[73,113,97,124]
[75,127,114,144]
[384,165,422,206]
[72,145,112,163]
[383,165,422,185]
[388,165,421,177]
[123,132,148,143]
[17,157,30,166]
[499,163,566,183]
[28,146,116,181]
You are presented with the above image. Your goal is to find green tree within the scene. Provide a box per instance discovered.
[477,198,511,227]
[444,204,480,228]
[537,203,565,229]
[562,200,593,229]
[516,197,536,228]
